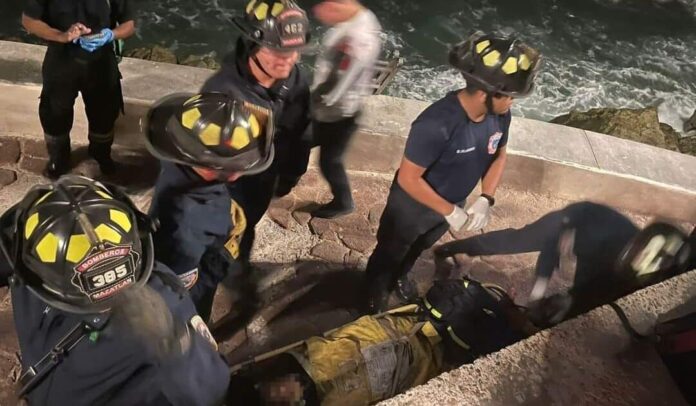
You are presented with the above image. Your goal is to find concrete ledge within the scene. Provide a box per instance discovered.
[380,270,696,406]
[1,40,695,222]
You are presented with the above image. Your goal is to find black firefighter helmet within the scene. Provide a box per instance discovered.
[0,176,155,314]
[450,31,542,98]
[144,92,275,176]
[233,0,310,51]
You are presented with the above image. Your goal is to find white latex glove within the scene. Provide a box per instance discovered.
[465,196,491,231]
[444,205,469,231]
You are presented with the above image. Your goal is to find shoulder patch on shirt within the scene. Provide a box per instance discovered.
[178,269,198,290]
[190,315,218,351]
[488,132,503,154]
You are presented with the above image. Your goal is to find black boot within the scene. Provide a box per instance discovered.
[394,275,419,303]
[88,132,117,175]
[312,198,355,219]
[43,134,71,180]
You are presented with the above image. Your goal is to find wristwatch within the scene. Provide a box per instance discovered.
[481,193,495,207]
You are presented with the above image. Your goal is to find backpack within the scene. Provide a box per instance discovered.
[422,277,526,365]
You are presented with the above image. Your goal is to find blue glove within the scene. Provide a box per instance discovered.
[78,28,114,52]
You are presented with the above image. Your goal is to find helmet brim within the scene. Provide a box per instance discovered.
[143,93,275,176]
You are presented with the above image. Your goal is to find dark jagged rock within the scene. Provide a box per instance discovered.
[180,54,221,70]
[660,123,681,152]
[677,135,696,156]
[0,138,20,164]
[685,109,696,135]
[124,45,178,64]
[551,107,669,149]
[0,169,17,187]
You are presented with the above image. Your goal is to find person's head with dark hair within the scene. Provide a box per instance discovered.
[228,354,319,406]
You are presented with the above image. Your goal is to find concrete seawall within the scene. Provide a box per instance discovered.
[1,41,694,222]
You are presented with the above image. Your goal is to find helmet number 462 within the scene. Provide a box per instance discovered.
[284,23,303,34]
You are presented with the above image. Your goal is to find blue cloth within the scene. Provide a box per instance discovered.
[403,91,511,203]
[149,161,232,318]
[12,263,230,405]
[78,28,114,52]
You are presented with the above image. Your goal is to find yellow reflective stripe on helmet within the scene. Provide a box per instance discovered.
[198,123,222,146]
[32,191,53,207]
[182,107,202,130]
[249,114,260,138]
[95,191,113,200]
[35,232,59,263]
[501,56,518,74]
[230,126,251,150]
[66,234,91,263]
[423,298,442,319]
[254,2,269,20]
[518,54,532,71]
[109,209,132,232]
[271,2,284,16]
[447,326,471,349]
[482,50,501,67]
[475,40,490,54]
[246,0,257,14]
[94,224,122,244]
[25,212,39,239]
[185,94,202,105]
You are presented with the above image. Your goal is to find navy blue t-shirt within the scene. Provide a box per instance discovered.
[149,161,231,279]
[404,91,511,203]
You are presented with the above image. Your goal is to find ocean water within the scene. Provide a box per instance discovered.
[2,0,695,131]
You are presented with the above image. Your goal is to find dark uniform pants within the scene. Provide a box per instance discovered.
[314,114,359,206]
[365,178,450,300]
[39,46,122,151]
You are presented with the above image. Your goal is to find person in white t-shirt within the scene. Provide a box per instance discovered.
[310,0,382,218]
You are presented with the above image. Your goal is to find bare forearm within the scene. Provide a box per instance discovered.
[22,14,68,43]
[397,175,453,216]
[481,149,507,196]
[112,20,135,40]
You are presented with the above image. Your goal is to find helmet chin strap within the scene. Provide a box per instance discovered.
[251,54,273,81]
[485,93,495,115]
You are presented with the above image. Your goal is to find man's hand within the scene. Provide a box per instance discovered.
[445,205,469,232]
[63,23,90,43]
[465,196,491,231]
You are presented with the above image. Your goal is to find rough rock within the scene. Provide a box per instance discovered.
[0,169,17,187]
[19,156,47,174]
[684,109,696,134]
[551,107,668,149]
[267,208,294,230]
[0,138,20,164]
[340,234,376,254]
[310,241,349,264]
[124,45,178,64]
[368,204,385,228]
[345,250,368,269]
[292,211,312,227]
[180,54,221,70]
[309,217,335,236]
[22,139,48,158]
[677,135,696,156]
[659,123,681,152]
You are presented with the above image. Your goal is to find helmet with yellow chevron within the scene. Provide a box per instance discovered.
[449,31,542,98]
[144,92,275,177]
[0,176,155,314]
[233,0,310,51]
